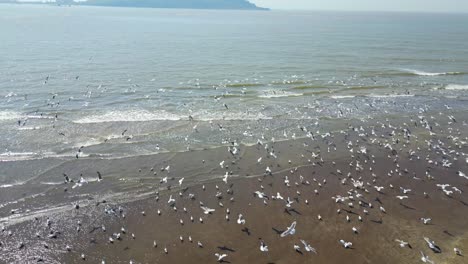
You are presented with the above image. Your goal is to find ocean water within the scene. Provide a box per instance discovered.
[0,4,468,164]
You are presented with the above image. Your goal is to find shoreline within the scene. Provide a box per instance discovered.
[0,110,467,263]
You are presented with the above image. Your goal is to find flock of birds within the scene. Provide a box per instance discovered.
[1,87,468,264]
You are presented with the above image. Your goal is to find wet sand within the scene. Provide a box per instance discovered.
[1,112,468,264]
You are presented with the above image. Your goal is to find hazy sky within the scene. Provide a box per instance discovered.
[251,0,468,13]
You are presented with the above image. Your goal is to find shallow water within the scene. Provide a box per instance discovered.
[1,5,468,163]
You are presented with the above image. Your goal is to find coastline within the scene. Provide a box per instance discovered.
[1,110,467,263]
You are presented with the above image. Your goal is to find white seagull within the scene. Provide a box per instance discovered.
[237,214,245,225]
[457,171,468,179]
[339,239,352,249]
[200,206,215,215]
[280,221,296,237]
[215,253,227,262]
[395,239,409,248]
[259,240,268,252]
[167,195,175,204]
[300,239,317,253]
[424,237,441,253]
[420,218,431,225]
[420,251,434,264]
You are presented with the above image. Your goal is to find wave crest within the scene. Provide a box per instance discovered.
[74,110,183,124]
[403,69,464,76]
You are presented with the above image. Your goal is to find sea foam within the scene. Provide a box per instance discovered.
[445,84,468,90]
[403,69,463,76]
[74,110,183,124]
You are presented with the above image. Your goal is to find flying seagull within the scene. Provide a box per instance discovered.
[280,221,296,237]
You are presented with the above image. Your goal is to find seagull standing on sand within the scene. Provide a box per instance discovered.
[237,214,246,225]
[339,239,352,248]
[259,240,268,252]
[223,172,229,184]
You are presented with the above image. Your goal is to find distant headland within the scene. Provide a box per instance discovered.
[0,0,269,10]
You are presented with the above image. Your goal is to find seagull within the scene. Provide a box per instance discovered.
[379,206,386,213]
[374,186,384,192]
[436,183,450,189]
[179,178,184,186]
[420,251,434,263]
[275,192,284,200]
[259,240,268,252]
[400,187,412,194]
[300,239,317,253]
[424,237,441,253]
[280,221,296,237]
[395,239,409,248]
[168,195,175,204]
[420,218,431,225]
[396,195,408,200]
[339,239,352,248]
[454,248,462,256]
[294,244,301,252]
[237,214,246,225]
[458,171,468,179]
[200,206,215,215]
[215,253,227,262]
[254,191,267,199]
[223,172,229,184]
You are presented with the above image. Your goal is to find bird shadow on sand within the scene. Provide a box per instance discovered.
[272,227,283,235]
[284,208,302,215]
[241,227,251,236]
[399,202,416,210]
[343,209,358,215]
[443,230,454,237]
[374,197,383,205]
[218,246,236,252]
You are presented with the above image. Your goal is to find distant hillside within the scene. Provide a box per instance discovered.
[1,0,269,10]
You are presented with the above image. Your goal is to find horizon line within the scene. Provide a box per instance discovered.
[2,2,468,14]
